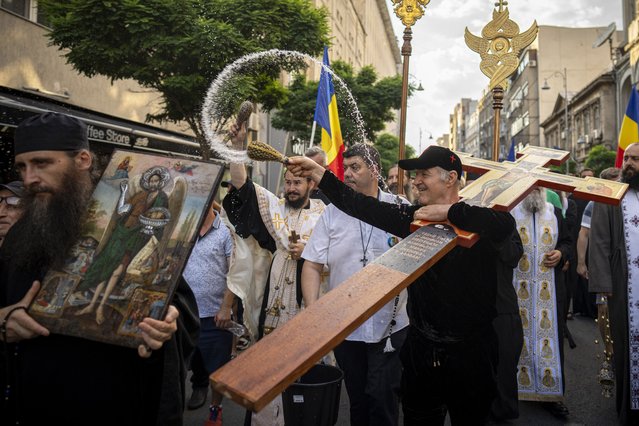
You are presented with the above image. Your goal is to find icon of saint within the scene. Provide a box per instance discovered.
[518,366,531,387]
[518,280,530,300]
[542,368,556,388]
[541,227,553,245]
[539,281,551,301]
[519,226,529,245]
[541,338,553,359]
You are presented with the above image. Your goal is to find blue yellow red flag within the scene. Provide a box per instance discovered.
[313,47,344,180]
[617,84,639,167]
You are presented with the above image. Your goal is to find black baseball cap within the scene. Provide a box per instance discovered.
[398,145,462,180]
[0,181,25,197]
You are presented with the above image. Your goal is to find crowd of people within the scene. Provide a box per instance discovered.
[1,111,638,426]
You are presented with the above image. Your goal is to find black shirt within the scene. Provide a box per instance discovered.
[318,171,516,342]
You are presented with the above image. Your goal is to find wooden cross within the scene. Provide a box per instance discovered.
[211,146,628,412]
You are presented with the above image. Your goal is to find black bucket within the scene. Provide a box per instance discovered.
[282,364,343,426]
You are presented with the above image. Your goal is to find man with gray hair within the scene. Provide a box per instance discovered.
[304,145,327,168]
[0,181,25,249]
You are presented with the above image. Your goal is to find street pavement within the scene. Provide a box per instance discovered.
[184,315,617,425]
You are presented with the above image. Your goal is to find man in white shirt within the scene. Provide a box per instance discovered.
[302,143,409,426]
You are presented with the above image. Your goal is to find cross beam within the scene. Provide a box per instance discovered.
[212,146,628,411]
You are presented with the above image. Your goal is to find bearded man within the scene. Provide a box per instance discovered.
[589,143,639,425]
[223,122,325,425]
[511,187,572,418]
[0,112,199,425]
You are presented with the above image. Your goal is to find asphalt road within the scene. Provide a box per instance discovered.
[183,314,617,425]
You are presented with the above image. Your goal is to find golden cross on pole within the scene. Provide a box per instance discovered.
[495,0,508,12]
[465,2,537,160]
[391,0,431,195]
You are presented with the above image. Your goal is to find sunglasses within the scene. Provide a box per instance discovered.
[0,196,20,207]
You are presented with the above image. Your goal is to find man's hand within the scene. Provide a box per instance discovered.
[413,204,452,222]
[289,241,306,261]
[137,305,179,358]
[286,156,326,183]
[228,122,247,150]
[0,281,50,342]
[214,305,232,329]
[543,250,562,268]
[577,262,588,279]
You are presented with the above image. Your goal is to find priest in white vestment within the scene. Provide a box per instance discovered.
[512,187,572,417]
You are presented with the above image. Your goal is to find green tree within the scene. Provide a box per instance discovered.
[585,144,617,177]
[375,133,416,176]
[271,61,407,145]
[39,0,330,159]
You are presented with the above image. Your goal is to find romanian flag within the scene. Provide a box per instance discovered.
[314,47,344,180]
[616,84,639,167]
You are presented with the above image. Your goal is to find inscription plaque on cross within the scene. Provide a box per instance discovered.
[211,146,628,412]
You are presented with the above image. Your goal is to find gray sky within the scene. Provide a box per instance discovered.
[385,0,623,154]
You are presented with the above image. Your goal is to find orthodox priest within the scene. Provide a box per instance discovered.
[222,123,326,425]
[511,187,571,417]
[589,143,639,425]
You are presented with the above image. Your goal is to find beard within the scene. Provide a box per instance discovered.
[622,166,639,190]
[522,190,546,213]
[285,189,309,209]
[8,168,92,271]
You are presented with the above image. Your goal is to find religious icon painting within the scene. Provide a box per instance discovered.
[28,149,225,348]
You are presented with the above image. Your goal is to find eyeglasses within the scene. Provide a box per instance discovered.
[0,196,20,207]
[624,155,639,162]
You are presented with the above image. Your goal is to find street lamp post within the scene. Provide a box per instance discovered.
[542,68,571,174]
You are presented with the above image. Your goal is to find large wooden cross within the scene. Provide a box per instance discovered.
[211,146,628,411]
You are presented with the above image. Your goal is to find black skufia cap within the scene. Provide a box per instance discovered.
[398,145,462,180]
[14,112,89,155]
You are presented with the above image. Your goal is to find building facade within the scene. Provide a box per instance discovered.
[541,71,617,167]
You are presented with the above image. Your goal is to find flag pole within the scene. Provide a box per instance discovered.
[392,1,429,196]
[309,120,317,151]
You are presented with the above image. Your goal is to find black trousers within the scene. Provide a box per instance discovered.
[490,313,523,420]
[333,327,408,426]
[400,327,498,426]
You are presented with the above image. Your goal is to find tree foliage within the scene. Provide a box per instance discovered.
[375,133,416,177]
[271,61,407,145]
[38,0,330,158]
[585,144,617,177]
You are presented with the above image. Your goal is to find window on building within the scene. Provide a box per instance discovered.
[584,109,591,135]
[575,115,582,138]
[593,102,601,130]
[1,0,28,17]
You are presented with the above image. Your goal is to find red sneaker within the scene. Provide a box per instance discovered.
[204,405,222,426]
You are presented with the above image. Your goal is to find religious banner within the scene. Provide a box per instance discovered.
[28,149,224,348]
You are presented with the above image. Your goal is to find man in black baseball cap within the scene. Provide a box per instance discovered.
[286,147,516,424]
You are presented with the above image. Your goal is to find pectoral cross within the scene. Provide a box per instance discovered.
[211,146,629,412]
[288,230,300,244]
[360,255,368,266]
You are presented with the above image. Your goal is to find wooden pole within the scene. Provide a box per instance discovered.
[398,27,412,195]
[492,87,504,162]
